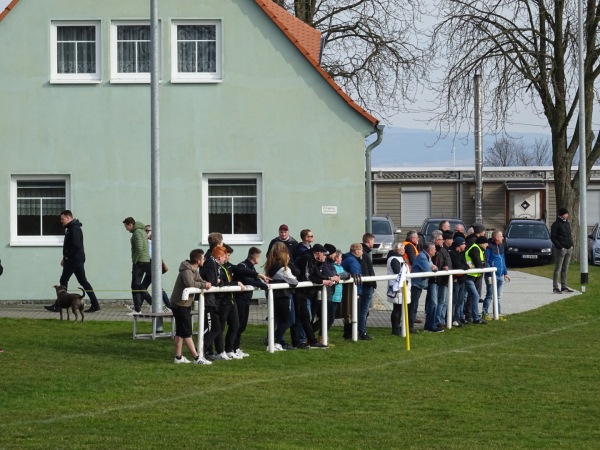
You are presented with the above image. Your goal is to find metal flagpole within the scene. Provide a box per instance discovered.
[150,0,162,312]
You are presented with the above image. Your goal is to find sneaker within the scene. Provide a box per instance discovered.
[212,352,231,361]
[426,328,444,333]
[234,349,249,358]
[561,287,574,293]
[44,305,59,313]
[297,343,311,350]
[205,353,217,361]
[174,356,191,364]
[358,334,374,341]
[310,342,329,349]
[194,356,212,365]
[484,314,493,321]
[409,328,419,334]
[226,351,243,360]
[473,319,487,325]
[498,315,507,322]
[414,318,424,324]
[553,288,562,294]
[85,307,100,313]
[282,344,296,350]
[452,321,462,328]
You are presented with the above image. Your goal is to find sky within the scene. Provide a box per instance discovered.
[0,0,9,11]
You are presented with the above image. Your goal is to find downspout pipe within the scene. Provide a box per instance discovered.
[366,124,385,233]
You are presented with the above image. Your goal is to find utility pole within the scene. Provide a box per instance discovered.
[577,0,588,289]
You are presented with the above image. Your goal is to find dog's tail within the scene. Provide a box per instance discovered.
[78,287,86,299]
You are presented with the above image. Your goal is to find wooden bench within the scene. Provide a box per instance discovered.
[132,312,175,340]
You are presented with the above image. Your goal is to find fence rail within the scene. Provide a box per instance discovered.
[183,267,498,353]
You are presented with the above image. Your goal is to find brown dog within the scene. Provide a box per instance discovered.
[52,285,86,322]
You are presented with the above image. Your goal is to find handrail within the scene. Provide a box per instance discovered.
[182,267,498,354]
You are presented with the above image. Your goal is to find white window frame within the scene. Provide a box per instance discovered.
[50,21,101,84]
[171,20,222,83]
[202,174,262,244]
[111,20,160,83]
[10,175,71,246]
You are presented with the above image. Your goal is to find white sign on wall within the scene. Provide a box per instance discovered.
[322,206,338,215]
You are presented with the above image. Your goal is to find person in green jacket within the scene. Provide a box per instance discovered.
[123,217,151,313]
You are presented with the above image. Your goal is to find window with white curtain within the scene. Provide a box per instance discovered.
[171,20,222,82]
[50,21,101,83]
[111,21,157,83]
[11,176,70,246]
[203,175,262,243]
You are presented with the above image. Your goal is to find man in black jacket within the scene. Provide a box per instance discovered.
[359,233,377,340]
[551,208,574,293]
[44,210,100,313]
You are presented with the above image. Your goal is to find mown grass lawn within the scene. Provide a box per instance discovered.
[1,264,599,449]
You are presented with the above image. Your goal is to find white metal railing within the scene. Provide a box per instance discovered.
[183,267,497,353]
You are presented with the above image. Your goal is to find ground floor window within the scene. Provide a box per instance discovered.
[203,174,262,244]
[11,176,69,246]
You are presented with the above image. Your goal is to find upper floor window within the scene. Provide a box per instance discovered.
[203,175,262,244]
[111,21,156,83]
[11,176,70,246]
[50,21,101,83]
[171,20,222,83]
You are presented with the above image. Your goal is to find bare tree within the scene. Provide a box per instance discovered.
[430,0,600,256]
[530,138,552,166]
[272,0,429,120]
[485,138,522,166]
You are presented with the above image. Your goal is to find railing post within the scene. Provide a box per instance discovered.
[267,288,275,353]
[447,274,453,330]
[197,292,205,356]
[352,283,358,341]
[492,273,499,320]
[321,285,328,346]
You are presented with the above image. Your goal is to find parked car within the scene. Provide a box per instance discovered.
[588,222,600,265]
[418,217,466,246]
[503,219,553,266]
[371,215,401,262]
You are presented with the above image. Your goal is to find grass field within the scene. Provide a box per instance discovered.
[1,264,599,449]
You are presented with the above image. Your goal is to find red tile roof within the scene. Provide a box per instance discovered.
[0,0,19,22]
[255,0,378,126]
[0,0,378,126]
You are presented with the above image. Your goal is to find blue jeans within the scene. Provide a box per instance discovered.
[452,282,466,322]
[359,286,374,336]
[424,284,439,331]
[434,284,448,326]
[409,285,423,329]
[465,278,481,321]
[483,276,504,315]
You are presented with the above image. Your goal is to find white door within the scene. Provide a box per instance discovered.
[511,191,541,219]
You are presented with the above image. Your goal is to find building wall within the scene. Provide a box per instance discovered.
[0,0,375,300]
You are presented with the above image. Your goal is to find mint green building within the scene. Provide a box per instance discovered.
[0,0,379,301]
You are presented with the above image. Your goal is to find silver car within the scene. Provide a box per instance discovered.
[371,215,401,262]
[588,222,600,265]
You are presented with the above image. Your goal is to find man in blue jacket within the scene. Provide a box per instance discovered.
[482,230,510,320]
[410,243,439,333]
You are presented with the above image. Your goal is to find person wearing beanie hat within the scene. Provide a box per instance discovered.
[449,235,469,326]
[551,207,574,293]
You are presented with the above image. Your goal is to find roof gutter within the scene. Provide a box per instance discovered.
[365,124,385,233]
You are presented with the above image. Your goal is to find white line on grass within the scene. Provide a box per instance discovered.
[3,318,599,428]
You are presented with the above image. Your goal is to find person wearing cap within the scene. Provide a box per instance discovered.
[482,230,510,321]
[464,223,486,320]
[267,224,298,257]
[464,236,489,324]
[551,207,574,293]
[449,236,469,326]
[293,244,334,348]
[312,243,346,339]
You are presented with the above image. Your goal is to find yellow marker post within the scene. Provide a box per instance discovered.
[402,280,410,351]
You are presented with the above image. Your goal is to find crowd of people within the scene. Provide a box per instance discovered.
[42,208,575,366]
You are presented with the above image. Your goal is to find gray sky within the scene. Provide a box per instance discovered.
[0,0,9,11]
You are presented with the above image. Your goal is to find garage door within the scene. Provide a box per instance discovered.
[587,190,600,224]
[402,190,431,226]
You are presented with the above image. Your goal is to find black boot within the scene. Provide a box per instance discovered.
[343,322,352,340]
